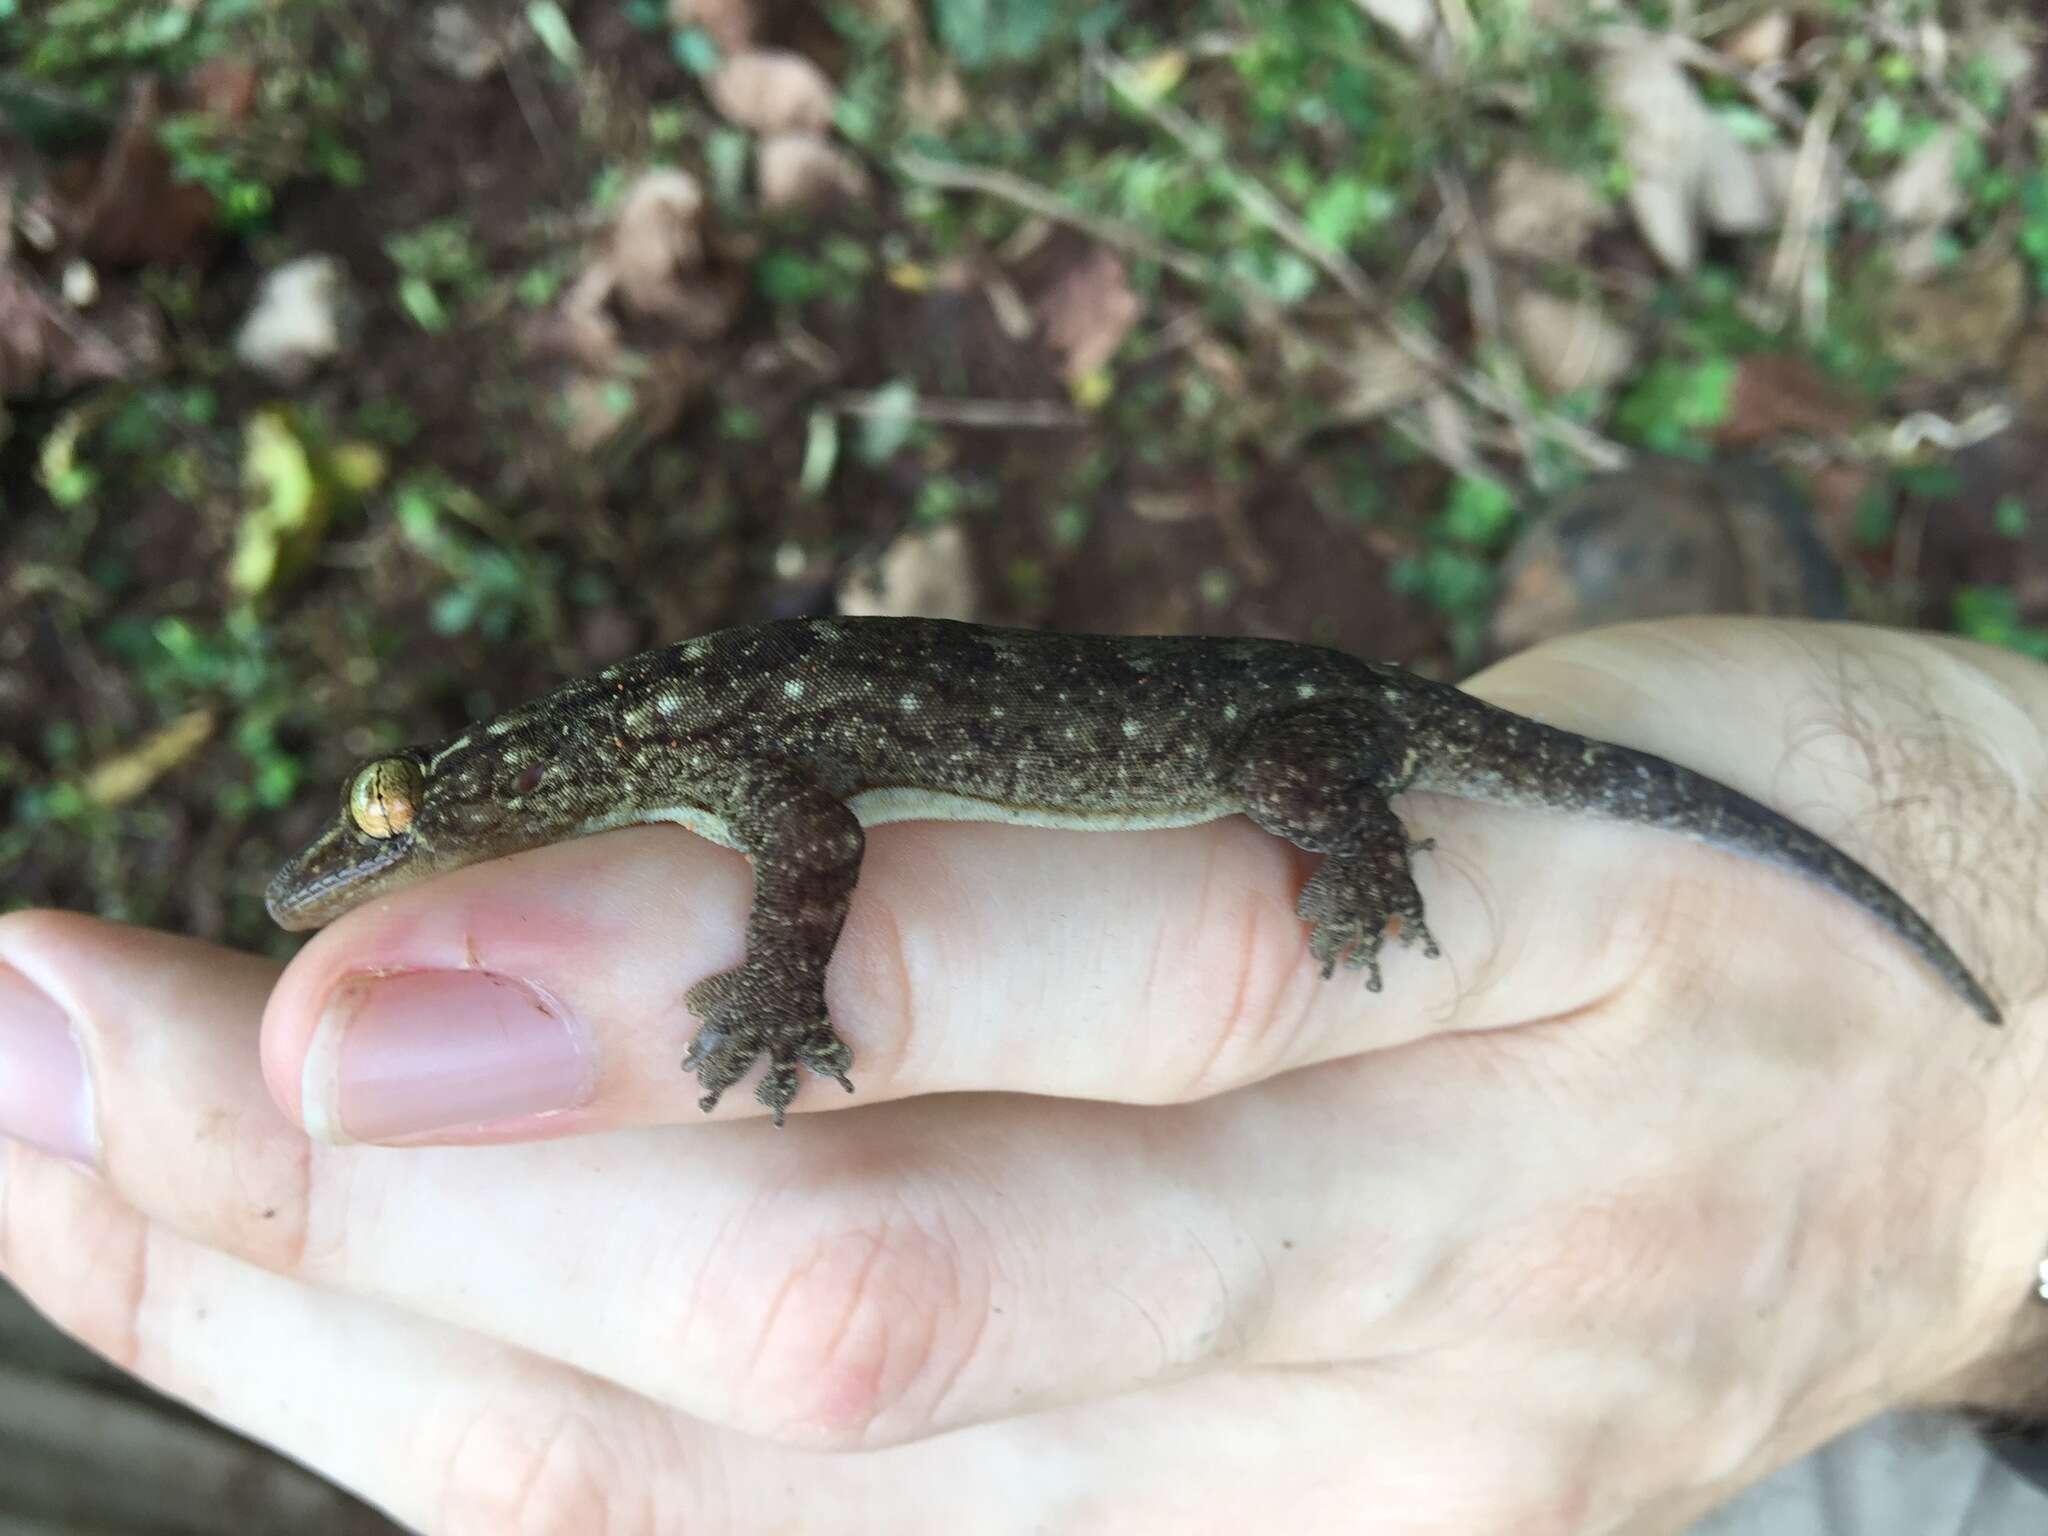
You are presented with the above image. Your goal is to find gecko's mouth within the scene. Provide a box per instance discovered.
[265,823,417,931]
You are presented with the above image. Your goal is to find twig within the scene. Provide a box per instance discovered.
[1662,32,1806,131]
[504,46,571,169]
[895,151,1215,288]
[832,390,1081,430]
[1759,70,1846,333]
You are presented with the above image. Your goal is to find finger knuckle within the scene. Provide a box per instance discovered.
[439,1401,658,1536]
[679,1191,993,1450]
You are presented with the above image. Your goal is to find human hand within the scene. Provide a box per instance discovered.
[4,618,2045,1534]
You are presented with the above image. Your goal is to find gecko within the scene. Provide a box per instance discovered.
[267,616,2001,1124]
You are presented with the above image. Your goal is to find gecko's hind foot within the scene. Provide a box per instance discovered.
[1298,847,1438,991]
[684,964,857,1126]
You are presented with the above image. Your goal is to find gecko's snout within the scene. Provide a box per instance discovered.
[264,818,417,931]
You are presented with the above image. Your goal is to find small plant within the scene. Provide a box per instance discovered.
[385,219,489,333]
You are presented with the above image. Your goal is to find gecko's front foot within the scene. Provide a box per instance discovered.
[683,964,856,1126]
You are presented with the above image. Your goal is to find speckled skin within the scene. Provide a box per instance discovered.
[269,616,2000,1122]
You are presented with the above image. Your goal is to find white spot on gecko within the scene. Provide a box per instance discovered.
[1296,683,1317,700]
[784,679,805,700]
[900,693,921,712]
[1223,704,1239,722]
[1121,719,1142,738]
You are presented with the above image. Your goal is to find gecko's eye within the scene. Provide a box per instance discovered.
[511,761,547,796]
[348,758,423,839]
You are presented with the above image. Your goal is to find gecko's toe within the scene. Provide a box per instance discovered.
[756,1060,800,1125]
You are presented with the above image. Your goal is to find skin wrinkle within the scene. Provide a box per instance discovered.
[1173,836,1309,1102]
[907,1197,994,1435]
[743,1209,963,1447]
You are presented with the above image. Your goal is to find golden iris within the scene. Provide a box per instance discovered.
[348,758,423,839]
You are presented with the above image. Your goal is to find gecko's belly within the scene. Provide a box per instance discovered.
[576,789,1243,855]
[847,785,1242,833]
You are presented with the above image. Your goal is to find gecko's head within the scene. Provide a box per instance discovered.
[265,723,601,931]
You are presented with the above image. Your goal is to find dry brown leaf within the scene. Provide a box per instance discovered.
[1328,325,1434,423]
[1600,33,1773,273]
[1882,126,1965,230]
[1717,10,1790,68]
[58,81,220,267]
[1034,246,1141,385]
[707,49,837,136]
[1352,0,1437,48]
[1485,155,1610,263]
[837,523,979,621]
[425,4,506,81]
[234,255,347,384]
[1755,144,1842,231]
[668,0,754,53]
[606,167,750,340]
[0,266,141,398]
[611,168,707,318]
[756,133,870,214]
[1508,289,1636,394]
[903,66,968,128]
[1715,354,1862,445]
[1697,138,1773,235]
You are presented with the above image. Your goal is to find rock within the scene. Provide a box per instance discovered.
[707,49,837,136]
[233,255,348,384]
[1487,458,1845,659]
[755,132,870,214]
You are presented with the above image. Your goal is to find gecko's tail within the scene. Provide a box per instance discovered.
[1406,696,2002,1026]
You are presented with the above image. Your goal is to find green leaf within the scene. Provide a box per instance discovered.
[1861,96,1906,154]
[671,25,720,76]
[398,275,449,332]
[1995,495,2029,538]
[1440,473,1516,546]
[1953,585,2048,660]
[799,408,840,497]
[1612,357,1736,455]
[525,1,581,68]
[1304,178,1394,250]
[1852,485,1895,549]
[856,381,919,464]
[757,249,825,305]
[932,0,1058,69]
